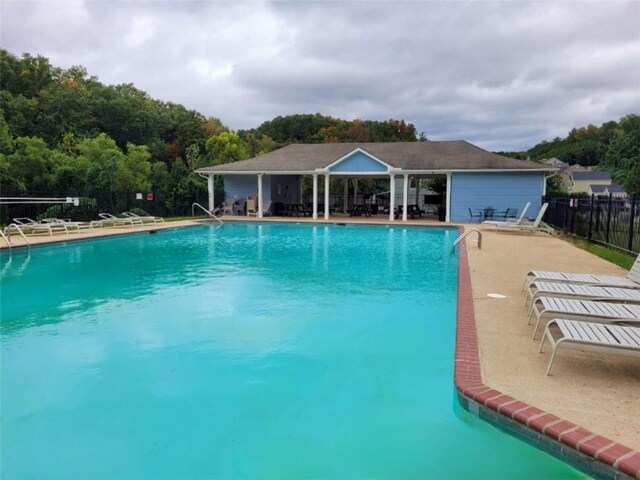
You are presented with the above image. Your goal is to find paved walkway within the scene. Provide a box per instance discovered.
[2,217,638,452]
[466,228,640,452]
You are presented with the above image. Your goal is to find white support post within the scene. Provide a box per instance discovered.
[389,174,396,222]
[402,173,409,221]
[446,173,452,222]
[416,177,421,210]
[258,173,264,219]
[208,175,215,212]
[343,178,349,213]
[324,174,330,220]
[353,179,358,205]
[312,174,318,220]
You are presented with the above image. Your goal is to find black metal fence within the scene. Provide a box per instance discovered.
[543,195,640,254]
[0,189,219,226]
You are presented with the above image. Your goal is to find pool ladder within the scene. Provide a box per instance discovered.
[1,224,31,251]
[451,228,482,255]
[192,203,223,224]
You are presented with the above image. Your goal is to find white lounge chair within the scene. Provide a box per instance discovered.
[7,217,68,236]
[481,202,531,230]
[123,212,164,224]
[94,213,142,228]
[492,203,552,234]
[528,296,640,339]
[539,319,640,375]
[41,218,94,231]
[525,281,640,308]
[522,254,640,291]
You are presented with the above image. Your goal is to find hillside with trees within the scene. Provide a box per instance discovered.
[0,50,418,218]
[498,115,640,194]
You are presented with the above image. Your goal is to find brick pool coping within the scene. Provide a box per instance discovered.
[455,227,640,479]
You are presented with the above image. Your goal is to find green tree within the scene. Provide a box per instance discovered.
[114,143,152,192]
[205,132,248,165]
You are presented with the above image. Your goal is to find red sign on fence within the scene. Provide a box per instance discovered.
[147,193,154,201]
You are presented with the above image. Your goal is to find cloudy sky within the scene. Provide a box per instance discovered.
[1,0,639,151]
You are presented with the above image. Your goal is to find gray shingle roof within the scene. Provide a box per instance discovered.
[608,184,626,193]
[195,141,551,173]
[590,185,607,193]
[572,171,612,181]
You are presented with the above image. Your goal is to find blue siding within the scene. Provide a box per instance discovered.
[224,175,272,201]
[330,151,388,173]
[450,172,544,222]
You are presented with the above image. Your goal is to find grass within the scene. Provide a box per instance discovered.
[571,239,636,270]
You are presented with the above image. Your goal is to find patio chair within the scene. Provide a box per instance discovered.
[522,253,640,291]
[492,203,551,234]
[123,212,164,224]
[94,213,141,228]
[468,208,484,222]
[222,199,235,216]
[525,281,640,308]
[8,217,68,236]
[481,202,530,230]
[539,319,640,375]
[527,296,640,339]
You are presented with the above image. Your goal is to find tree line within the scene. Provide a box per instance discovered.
[498,114,640,194]
[0,50,419,216]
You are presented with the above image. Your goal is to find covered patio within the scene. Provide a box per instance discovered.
[195,141,552,222]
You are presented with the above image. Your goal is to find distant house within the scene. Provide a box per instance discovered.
[569,171,611,194]
[589,184,628,198]
[541,158,568,169]
[559,164,589,190]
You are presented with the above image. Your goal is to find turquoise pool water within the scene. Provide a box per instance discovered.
[1,223,585,479]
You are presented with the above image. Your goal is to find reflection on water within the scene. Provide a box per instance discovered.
[0,223,584,479]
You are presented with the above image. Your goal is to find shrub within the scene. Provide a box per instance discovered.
[37,197,99,222]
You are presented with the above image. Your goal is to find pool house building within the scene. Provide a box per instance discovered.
[195,141,554,222]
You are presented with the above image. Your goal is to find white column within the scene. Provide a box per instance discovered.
[343,178,349,213]
[324,174,330,220]
[208,175,215,212]
[416,178,421,210]
[257,173,264,219]
[353,178,358,205]
[402,174,409,221]
[389,174,396,221]
[445,173,452,222]
[312,174,318,220]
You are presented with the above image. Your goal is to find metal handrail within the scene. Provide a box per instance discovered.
[451,228,482,255]
[0,229,11,249]
[5,223,31,249]
[192,203,223,224]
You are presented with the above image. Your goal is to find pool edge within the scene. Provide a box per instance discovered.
[454,225,640,480]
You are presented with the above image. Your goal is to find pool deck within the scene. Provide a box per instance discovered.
[2,216,639,477]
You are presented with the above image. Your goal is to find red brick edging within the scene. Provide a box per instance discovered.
[454,226,640,479]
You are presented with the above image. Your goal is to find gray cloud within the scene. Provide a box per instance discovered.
[1,0,638,150]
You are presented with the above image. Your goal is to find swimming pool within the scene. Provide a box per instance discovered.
[1,223,585,478]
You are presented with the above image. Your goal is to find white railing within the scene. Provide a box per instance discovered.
[0,229,12,249]
[451,228,482,255]
[192,203,223,224]
[4,224,31,249]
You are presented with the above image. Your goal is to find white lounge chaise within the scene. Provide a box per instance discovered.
[93,213,142,228]
[539,319,640,375]
[522,254,640,291]
[481,202,531,230]
[528,296,640,339]
[525,281,640,308]
[41,218,94,231]
[492,203,551,234]
[7,217,69,236]
[123,212,164,223]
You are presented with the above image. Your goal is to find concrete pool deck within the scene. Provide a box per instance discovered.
[2,216,639,476]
